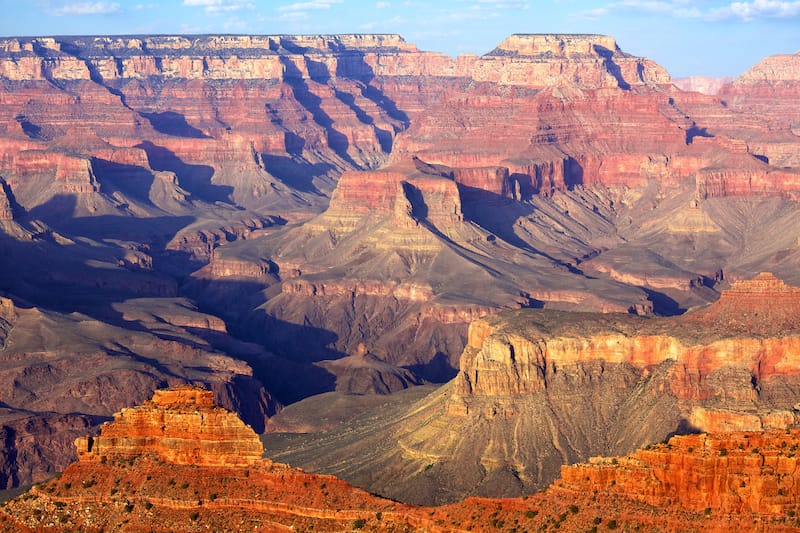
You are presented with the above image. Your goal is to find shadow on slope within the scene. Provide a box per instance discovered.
[140,111,209,139]
[138,141,234,205]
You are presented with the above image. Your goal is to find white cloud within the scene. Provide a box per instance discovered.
[585,0,800,20]
[376,1,391,7]
[277,0,343,12]
[50,1,120,15]
[182,0,254,13]
[275,10,310,21]
[474,0,529,7]
[709,0,800,21]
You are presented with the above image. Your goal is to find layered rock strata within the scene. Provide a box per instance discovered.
[559,428,800,517]
[4,32,800,393]
[75,387,263,467]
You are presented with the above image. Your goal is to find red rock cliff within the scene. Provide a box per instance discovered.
[560,428,800,516]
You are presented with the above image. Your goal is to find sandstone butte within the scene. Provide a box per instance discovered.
[4,385,800,532]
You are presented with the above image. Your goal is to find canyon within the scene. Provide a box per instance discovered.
[0,30,799,515]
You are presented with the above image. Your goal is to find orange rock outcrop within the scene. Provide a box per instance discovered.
[74,386,263,467]
[560,428,800,516]
[686,272,800,334]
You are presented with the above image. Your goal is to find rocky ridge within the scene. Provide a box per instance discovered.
[560,428,800,517]
[4,386,800,532]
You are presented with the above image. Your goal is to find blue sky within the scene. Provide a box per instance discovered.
[1,0,798,77]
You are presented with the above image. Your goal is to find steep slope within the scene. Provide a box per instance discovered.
[264,274,800,504]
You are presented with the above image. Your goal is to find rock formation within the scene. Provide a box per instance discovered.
[264,274,800,505]
[685,272,800,334]
[75,387,264,467]
[0,386,414,532]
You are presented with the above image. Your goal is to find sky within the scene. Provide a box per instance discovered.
[0,0,798,78]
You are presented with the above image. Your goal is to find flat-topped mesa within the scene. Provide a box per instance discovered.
[686,272,800,334]
[274,33,416,53]
[304,170,406,235]
[483,34,671,88]
[0,33,418,82]
[0,32,671,88]
[74,385,264,467]
[0,33,415,56]
[309,163,464,235]
[453,274,800,401]
[489,34,619,58]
